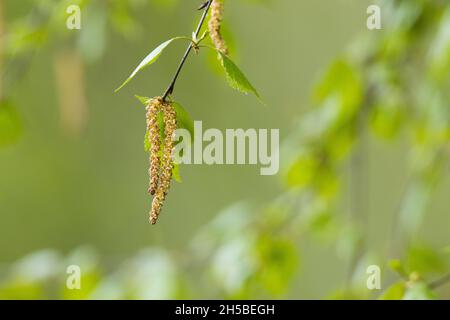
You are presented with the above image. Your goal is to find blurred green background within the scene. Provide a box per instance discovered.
[0,0,449,299]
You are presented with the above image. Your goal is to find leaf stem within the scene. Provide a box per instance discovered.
[162,0,213,101]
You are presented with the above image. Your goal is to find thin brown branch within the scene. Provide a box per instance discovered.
[162,0,213,101]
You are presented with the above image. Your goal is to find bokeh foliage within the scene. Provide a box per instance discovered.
[0,0,449,299]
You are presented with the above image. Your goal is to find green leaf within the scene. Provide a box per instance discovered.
[0,100,22,146]
[172,163,182,183]
[378,282,406,300]
[173,102,194,139]
[370,99,404,140]
[389,259,409,278]
[403,282,437,300]
[285,154,318,188]
[135,95,150,107]
[256,236,299,296]
[313,59,362,122]
[115,37,182,92]
[217,52,260,99]
[407,245,448,275]
[135,95,150,106]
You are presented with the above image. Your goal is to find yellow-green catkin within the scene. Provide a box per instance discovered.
[146,97,163,196]
[208,0,228,55]
[150,101,177,225]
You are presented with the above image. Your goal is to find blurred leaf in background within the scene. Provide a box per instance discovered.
[0,0,449,301]
[0,100,21,146]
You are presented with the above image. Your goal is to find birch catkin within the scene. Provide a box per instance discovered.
[146,97,163,196]
[149,100,177,225]
[208,0,228,55]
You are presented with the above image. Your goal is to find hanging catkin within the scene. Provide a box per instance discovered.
[146,97,163,196]
[208,0,228,55]
[149,100,177,225]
